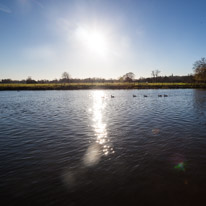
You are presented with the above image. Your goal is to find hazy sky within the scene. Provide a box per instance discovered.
[1,0,206,80]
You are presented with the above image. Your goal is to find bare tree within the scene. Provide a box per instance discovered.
[193,58,206,82]
[118,76,124,82]
[122,72,135,82]
[26,76,36,84]
[151,70,161,82]
[61,72,70,83]
[151,70,161,78]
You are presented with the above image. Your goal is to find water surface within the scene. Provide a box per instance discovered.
[0,89,206,205]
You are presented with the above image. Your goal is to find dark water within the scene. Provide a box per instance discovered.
[0,89,206,206]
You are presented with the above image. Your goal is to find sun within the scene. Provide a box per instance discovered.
[87,31,107,55]
[76,26,108,56]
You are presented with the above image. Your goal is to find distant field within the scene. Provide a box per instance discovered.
[0,82,206,90]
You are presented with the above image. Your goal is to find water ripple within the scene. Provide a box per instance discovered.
[0,89,206,205]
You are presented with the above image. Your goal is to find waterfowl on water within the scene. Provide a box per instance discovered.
[133,94,137,97]
[144,95,148,97]
[158,95,162,97]
[164,94,168,97]
[111,95,114,98]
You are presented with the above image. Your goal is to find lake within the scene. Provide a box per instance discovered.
[0,89,206,206]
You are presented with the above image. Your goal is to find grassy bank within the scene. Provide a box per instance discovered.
[0,82,206,90]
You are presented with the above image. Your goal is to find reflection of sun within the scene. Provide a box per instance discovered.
[77,27,108,56]
[91,91,114,155]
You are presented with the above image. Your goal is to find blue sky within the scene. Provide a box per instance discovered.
[1,0,206,80]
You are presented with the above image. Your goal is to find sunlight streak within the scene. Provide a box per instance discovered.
[92,91,114,156]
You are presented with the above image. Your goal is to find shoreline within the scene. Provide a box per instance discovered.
[0,83,206,90]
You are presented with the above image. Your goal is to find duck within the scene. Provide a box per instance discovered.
[111,95,114,98]
[158,95,162,97]
[133,94,137,97]
[144,95,148,97]
[164,94,168,97]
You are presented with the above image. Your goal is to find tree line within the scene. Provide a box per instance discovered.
[1,58,206,84]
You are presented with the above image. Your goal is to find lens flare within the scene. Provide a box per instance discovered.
[174,162,185,172]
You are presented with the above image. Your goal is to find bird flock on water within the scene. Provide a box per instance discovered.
[110,94,168,98]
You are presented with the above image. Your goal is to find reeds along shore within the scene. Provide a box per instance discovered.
[0,83,206,90]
